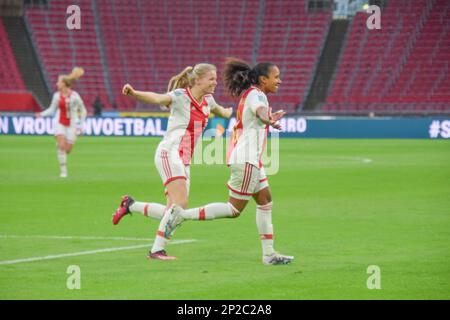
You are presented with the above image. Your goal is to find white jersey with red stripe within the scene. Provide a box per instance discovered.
[159,87,218,165]
[40,91,87,128]
[227,86,269,168]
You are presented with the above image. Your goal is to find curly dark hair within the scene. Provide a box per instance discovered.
[223,57,275,97]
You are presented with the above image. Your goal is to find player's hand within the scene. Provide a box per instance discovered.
[224,107,233,118]
[271,110,286,122]
[35,112,41,118]
[122,84,134,96]
[269,120,282,130]
[76,127,84,136]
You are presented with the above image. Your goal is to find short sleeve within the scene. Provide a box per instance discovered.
[247,90,269,114]
[167,89,185,108]
[204,95,218,111]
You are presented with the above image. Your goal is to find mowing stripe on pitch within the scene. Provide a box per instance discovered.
[0,239,197,266]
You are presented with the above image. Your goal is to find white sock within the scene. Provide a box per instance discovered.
[57,149,67,174]
[129,201,165,220]
[256,202,275,256]
[181,203,240,220]
[150,208,171,253]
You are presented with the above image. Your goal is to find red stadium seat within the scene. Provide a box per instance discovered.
[324,0,450,114]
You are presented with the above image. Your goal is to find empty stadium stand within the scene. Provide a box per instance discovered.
[25,0,109,111]
[0,18,25,91]
[23,0,331,112]
[324,0,450,114]
[259,0,331,112]
[96,0,261,110]
[0,17,40,112]
[8,0,448,115]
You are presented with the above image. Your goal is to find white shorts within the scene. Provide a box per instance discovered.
[54,123,77,144]
[227,163,269,200]
[154,146,191,196]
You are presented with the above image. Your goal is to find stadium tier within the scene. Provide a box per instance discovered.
[23,0,330,112]
[0,17,41,112]
[25,0,109,110]
[0,0,447,114]
[259,0,331,112]
[324,0,450,114]
[0,18,25,91]
[96,0,260,110]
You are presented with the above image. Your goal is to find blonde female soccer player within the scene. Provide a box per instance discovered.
[164,58,294,265]
[112,63,232,260]
[35,67,87,178]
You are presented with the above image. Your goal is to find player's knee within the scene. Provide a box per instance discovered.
[179,200,188,209]
[261,190,272,204]
[173,197,188,209]
[257,201,273,211]
[228,202,241,218]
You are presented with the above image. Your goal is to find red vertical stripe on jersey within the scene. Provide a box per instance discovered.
[178,89,209,165]
[144,204,149,217]
[58,93,71,126]
[199,207,206,220]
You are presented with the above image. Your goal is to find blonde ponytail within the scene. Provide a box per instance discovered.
[68,67,84,80]
[166,63,216,92]
[60,67,85,87]
[167,66,193,92]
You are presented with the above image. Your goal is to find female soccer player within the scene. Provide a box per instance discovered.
[112,63,232,260]
[35,67,86,178]
[164,58,294,265]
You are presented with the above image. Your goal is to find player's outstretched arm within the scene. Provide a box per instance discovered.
[256,106,284,130]
[212,105,233,119]
[122,84,172,106]
[36,93,59,118]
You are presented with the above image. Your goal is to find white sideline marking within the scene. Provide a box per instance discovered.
[0,234,157,242]
[0,239,196,266]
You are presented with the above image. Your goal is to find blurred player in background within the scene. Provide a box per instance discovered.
[35,67,87,178]
[164,58,294,265]
[112,63,232,260]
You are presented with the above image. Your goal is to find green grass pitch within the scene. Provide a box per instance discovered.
[0,135,449,299]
